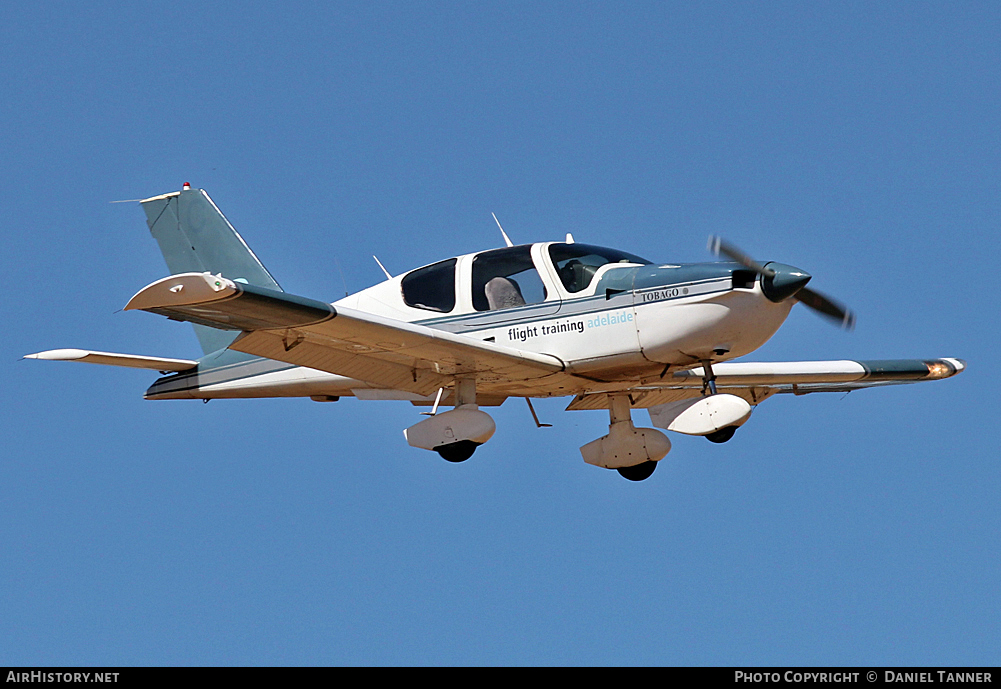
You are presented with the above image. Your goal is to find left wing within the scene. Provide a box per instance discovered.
[125,272,584,396]
[566,358,966,410]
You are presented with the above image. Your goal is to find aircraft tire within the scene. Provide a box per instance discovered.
[435,440,479,463]
[616,461,657,481]
[705,426,737,444]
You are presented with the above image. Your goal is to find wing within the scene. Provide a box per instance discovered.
[124,272,583,396]
[566,358,966,410]
[24,348,198,372]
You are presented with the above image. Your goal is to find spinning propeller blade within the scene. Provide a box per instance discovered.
[707,235,856,331]
[794,287,856,330]
[708,236,775,277]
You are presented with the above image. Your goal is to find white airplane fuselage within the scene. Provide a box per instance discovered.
[145,242,794,402]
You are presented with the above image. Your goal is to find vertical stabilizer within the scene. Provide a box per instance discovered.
[141,186,283,354]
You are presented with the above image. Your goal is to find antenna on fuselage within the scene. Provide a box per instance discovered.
[492,213,514,248]
[565,233,575,244]
[373,255,393,280]
[334,256,350,297]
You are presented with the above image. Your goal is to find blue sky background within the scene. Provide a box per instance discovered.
[2,1,998,665]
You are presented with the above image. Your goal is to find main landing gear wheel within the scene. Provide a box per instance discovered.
[705,426,738,444]
[435,440,479,463]
[617,461,658,481]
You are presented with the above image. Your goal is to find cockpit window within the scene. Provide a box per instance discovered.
[548,243,651,293]
[401,258,456,312]
[472,246,547,311]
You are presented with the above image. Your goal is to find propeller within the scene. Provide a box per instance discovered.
[708,235,856,331]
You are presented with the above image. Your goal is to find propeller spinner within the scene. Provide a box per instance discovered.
[708,235,856,330]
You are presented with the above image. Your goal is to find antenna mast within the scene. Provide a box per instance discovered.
[492,213,514,248]
[373,255,393,280]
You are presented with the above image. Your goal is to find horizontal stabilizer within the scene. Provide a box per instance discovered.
[24,349,198,372]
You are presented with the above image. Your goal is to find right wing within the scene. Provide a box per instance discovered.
[566,358,966,410]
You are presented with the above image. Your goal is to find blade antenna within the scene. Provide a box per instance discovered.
[333,256,349,297]
[526,398,552,428]
[373,255,393,280]
[492,213,514,248]
[421,388,445,416]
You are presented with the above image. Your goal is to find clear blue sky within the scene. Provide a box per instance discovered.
[3,1,997,665]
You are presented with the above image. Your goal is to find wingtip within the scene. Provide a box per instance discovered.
[23,349,88,361]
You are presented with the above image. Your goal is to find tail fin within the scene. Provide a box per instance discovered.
[140,185,282,354]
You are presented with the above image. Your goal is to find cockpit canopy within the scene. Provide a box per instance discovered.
[397,242,652,315]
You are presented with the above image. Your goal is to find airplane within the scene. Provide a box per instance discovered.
[26,184,965,481]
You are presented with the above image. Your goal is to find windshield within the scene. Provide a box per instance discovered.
[548,243,651,293]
